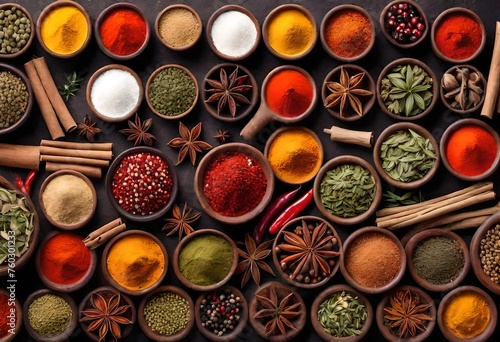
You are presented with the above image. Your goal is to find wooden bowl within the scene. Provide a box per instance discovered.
[405,228,470,292]
[440,65,485,115]
[155,4,202,52]
[138,285,194,341]
[0,288,22,342]
[172,229,238,292]
[249,281,307,341]
[311,284,373,341]
[373,122,440,190]
[194,143,275,224]
[0,3,34,58]
[39,170,97,230]
[313,155,382,225]
[86,64,144,122]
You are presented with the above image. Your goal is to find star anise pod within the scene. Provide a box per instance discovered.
[324,67,373,117]
[119,113,157,146]
[80,291,133,342]
[77,115,102,142]
[213,129,230,144]
[205,66,252,117]
[383,289,433,338]
[167,122,212,165]
[162,202,201,240]
[235,234,275,288]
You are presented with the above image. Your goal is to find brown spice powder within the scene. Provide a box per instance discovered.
[158,8,200,48]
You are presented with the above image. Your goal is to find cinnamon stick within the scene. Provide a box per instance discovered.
[84,223,126,250]
[0,143,40,170]
[40,155,110,167]
[40,146,113,160]
[40,140,113,151]
[323,125,373,148]
[45,162,102,178]
[84,218,122,242]
[482,22,500,118]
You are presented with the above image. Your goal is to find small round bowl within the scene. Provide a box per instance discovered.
[0,63,33,136]
[377,57,439,121]
[373,122,440,190]
[105,146,178,222]
[194,143,275,224]
[202,63,258,122]
[405,228,470,292]
[379,0,429,49]
[0,288,22,342]
[376,285,436,342]
[249,281,307,341]
[320,5,375,62]
[341,227,406,294]
[23,289,77,342]
[138,285,194,341]
[36,0,91,58]
[437,286,497,342]
[272,216,342,289]
[146,64,198,120]
[206,5,261,61]
[86,64,144,122]
[155,4,202,52]
[311,284,373,341]
[173,229,238,292]
[0,3,34,58]
[322,64,376,121]
[440,65,485,115]
[431,8,486,63]
[313,155,382,225]
[439,118,500,181]
[195,286,248,342]
[94,3,150,60]
[39,170,97,230]
[262,4,317,60]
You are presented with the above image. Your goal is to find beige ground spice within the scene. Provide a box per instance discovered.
[158,7,200,48]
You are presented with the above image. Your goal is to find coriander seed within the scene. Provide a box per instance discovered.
[144,292,190,336]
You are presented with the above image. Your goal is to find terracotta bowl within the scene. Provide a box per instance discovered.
[440,65,486,115]
[311,284,373,341]
[172,229,238,292]
[0,288,22,342]
[320,5,375,62]
[373,122,440,190]
[313,155,382,225]
[86,64,144,122]
[439,118,500,182]
[376,285,436,342]
[138,285,194,341]
[321,64,376,121]
[376,58,439,121]
[155,4,202,52]
[405,228,470,292]
[23,289,78,342]
[194,143,275,225]
[0,3,34,58]
[249,281,307,341]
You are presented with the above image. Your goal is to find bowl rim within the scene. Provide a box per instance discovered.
[155,4,202,51]
[0,288,22,341]
[0,3,35,59]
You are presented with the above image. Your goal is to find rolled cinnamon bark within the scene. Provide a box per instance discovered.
[45,162,102,178]
[40,139,113,151]
[40,146,113,160]
[0,143,40,170]
[40,155,110,167]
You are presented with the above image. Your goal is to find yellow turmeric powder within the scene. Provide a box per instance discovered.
[443,291,490,339]
[266,9,314,56]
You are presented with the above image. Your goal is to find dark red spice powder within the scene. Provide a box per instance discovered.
[0,293,11,337]
[434,13,482,60]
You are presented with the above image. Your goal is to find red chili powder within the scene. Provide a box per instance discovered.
[434,13,482,60]
[0,293,10,337]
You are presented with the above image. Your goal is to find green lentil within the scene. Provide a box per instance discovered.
[28,294,72,337]
[0,6,31,55]
[0,70,29,129]
[148,67,196,116]
[144,292,190,336]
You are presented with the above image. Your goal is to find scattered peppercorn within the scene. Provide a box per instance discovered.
[480,224,500,285]
[0,70,29,129]
[0,6,31,55]
[200,289,242,337]
[384,2,425,44]
[144,292,190,336]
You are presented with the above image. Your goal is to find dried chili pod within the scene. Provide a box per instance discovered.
[268,188,314,235]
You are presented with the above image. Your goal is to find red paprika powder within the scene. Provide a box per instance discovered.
[0,293,10,337]
[434,13,482,60]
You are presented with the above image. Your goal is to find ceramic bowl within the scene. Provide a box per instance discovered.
[376,285,436,342]
[194,143,275,224]
[376,58,438,121]
[0,63,33,136]
[320,5,375,62]
[440,65,486,115]
[86,64,144,122]
[431,8,486,63]
[39,170,97,229]
[313,155,382,225]
[405,228,470,292]
[0,3,34,59]
[105,146,178,222]
[36,0,91,58]
[155,4,202,52]
[379,0,429,49]
[0,288,22,342]
[311,284,373,341]
[206,5,261,61]
[249,281,307,341]
[439,118,500,182]
[321,64,376,121]
[23,289,78,342]
[373,122,440,190]
[138,285,194,341]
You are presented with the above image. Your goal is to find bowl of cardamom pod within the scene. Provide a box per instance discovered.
[0,3,34,59]
[440,65,485,115]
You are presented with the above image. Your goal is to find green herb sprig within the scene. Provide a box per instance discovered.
[383,190,424,208]
[317,291,367,337]
[58,71,85,101]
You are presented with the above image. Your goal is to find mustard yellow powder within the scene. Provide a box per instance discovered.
[443,291,490,339]
[266,9,314,56]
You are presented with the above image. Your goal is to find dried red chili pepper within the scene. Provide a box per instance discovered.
[14,174,27,194]
[268,188,314,235]
[13,170,37,196]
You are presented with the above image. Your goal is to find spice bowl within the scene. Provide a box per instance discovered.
[0,3,34,59]
[311,284,373,341]
[313,155,382,225]
[155,4,202,52]
[440,65,486,115]
[0,288,22,341]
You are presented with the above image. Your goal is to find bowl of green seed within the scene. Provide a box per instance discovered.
[0,3,34,59]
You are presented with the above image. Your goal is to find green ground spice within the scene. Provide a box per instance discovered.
[0,70,29,129]
[28,294,72,337]
[0,6,31,55]
[144,292,190,336]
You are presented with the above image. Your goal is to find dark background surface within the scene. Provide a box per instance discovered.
[1,0,500,341]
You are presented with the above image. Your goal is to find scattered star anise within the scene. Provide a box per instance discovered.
[167,122,212,165]
[119,113,157,146]
[205,66,252,117]
[162,202,201,240]
[213,129,230,144]
[235,234,275,287]
[324,67,373,117]
[383,289,433,338]
[77,115,101,142]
